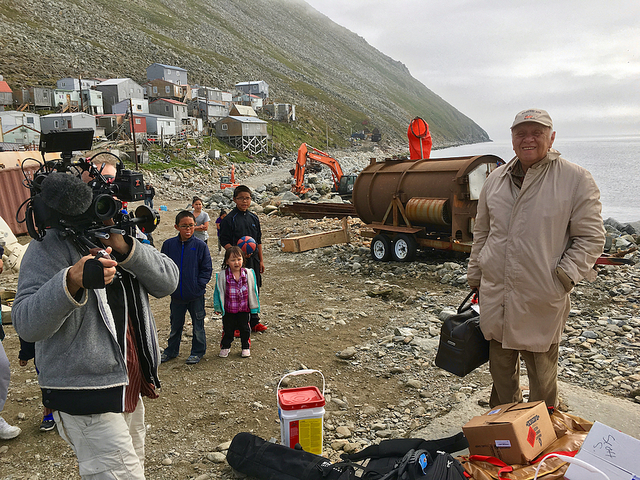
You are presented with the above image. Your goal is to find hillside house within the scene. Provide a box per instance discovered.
[112,98,149,115]
[81,89,104,115]
[0,81,12,109]
[215,115,268,155]
[96,114,147,140]
[96,78,145,114]
[189,98,228,122]
[235,80,269,99]
[40,112,96,134]
[56,78,99,90]
[13,87,54,109]
[195,86,232,106]
[0,111,40,146]
[264,103,296,122]
[135,113,176,137]
[233,93,263,111]
[53,89,80,112]
[229,104,257,117]
[149,98,188,126]
[143,79,191,102]
[146,63,188,86]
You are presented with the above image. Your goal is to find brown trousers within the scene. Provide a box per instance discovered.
[488,340,559,408]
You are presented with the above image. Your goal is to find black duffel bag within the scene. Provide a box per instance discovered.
[226,432,355,480]
[435,290,489,377]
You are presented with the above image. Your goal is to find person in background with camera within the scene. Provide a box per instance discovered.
[467,108,605,409]
[219,185,267,333]
[0,244,22,440]
[13,164,179,478]
[160,211,212,365]
[191,196,210,246]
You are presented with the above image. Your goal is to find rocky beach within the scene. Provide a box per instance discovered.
[1,148,639,479]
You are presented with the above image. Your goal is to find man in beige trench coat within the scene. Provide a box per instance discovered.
[467,108,605,408]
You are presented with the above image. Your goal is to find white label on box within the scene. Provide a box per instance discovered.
[495,440,511,448]
[488,408,502,415]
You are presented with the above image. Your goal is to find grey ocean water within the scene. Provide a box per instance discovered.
[436,135,640,223]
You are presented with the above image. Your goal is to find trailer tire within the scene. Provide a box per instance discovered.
[371,234,392,261]
[392,233,417,262]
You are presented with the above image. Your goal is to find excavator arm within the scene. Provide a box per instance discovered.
[293,143,345,194]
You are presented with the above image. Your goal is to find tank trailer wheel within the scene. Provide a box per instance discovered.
[392,233,417,262]
[371,234,392,261]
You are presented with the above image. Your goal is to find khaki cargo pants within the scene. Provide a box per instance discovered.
[488,340,559,408]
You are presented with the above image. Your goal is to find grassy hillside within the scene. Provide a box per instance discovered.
[0,0,489,147]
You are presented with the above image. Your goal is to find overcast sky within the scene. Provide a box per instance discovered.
[303,0,640,142]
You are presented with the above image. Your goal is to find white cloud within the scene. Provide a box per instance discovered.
[304,0,640,139]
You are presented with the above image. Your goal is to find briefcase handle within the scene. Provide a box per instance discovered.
[458,290,479,314]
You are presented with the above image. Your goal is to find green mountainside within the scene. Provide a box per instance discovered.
[0,0,489,147]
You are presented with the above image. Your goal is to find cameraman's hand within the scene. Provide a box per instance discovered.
[66,247,118,295]
[100,229,130,256]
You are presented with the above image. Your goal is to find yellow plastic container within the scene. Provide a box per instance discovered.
[277,369,325,455]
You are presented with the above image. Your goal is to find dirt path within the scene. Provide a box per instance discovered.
[0,198,471,479]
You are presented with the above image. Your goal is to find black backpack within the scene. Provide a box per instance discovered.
[342,434,469,480]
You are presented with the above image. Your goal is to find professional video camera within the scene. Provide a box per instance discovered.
[18,129,159,255]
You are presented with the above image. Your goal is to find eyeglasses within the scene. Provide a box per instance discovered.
[178,224,196,229]
[235,196,251,202]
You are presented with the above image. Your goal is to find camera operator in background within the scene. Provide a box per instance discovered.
[12,154,179,478]
[82,152,118,182]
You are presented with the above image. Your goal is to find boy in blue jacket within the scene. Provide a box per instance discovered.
[161,211,212,365]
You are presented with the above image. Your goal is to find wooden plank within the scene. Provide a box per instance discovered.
[281,218,350,253]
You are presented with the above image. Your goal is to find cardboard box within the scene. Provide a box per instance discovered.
[463,401,557,465]
[565,421,640,480]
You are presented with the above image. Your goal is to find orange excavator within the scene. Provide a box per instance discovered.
[220,164,241,189]
[292,143,357,196]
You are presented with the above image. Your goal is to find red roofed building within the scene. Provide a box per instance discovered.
[0,81,13,108]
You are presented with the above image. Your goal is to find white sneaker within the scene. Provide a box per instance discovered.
[241,349,251,358]
[0,417,21,440]
[219,348,230,358]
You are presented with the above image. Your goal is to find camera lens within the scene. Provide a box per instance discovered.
[92,194,120,220]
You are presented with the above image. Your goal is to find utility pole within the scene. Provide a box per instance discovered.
[129,98,139,169]
[78,75,85,113]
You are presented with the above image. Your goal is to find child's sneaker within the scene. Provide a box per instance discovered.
[219,348,230,358]
[241,349,251,358]
[40,413,55,432]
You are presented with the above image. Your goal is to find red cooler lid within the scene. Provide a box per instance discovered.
[278,386,325,410]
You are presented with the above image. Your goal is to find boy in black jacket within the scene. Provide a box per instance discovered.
[219,185,267,332]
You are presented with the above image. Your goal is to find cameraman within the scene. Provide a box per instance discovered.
[13,175,179,478]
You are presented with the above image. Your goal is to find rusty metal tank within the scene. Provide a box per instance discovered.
[352,155,503,243]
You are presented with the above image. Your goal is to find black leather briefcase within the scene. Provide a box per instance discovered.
[435,290,489,377]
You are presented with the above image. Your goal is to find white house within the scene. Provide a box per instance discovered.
[135,113,176,136]
[112,98,149,115]
[40,112,96,134]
